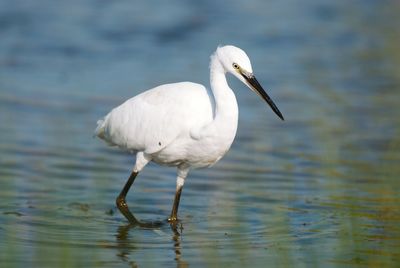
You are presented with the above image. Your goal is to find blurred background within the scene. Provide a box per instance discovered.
[0,0,399,267]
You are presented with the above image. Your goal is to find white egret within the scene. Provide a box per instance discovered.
[95,45,284,223]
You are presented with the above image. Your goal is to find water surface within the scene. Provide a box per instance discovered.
[1,0,400,267]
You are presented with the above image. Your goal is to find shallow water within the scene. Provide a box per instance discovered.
[1,0,400,267]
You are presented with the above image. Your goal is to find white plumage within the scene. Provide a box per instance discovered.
[95,45,283,223]
[96,82,218,166]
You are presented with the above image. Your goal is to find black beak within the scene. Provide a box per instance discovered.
[242,73,284,121]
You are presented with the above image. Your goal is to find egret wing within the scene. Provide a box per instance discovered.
[96,82,213,154]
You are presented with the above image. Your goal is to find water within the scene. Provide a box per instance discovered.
[1,0,400,267]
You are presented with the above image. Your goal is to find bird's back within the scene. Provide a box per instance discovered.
[95,82,213,154]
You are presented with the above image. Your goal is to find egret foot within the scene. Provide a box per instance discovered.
[116,171,140,224]
[168,186,183,223]
[167,216,179,223]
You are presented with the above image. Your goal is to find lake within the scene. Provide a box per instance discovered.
[1,0,399,267]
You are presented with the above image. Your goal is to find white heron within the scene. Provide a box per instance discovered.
[95,45,284,223]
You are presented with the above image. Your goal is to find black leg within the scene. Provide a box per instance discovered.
[116,171,140,224]
[168,186,183,222]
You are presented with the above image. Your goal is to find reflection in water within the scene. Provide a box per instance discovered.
[116,219,188,268]
[171,222,187,268]
[115,224,135,264]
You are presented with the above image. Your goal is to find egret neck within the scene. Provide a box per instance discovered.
[208,52,239,141]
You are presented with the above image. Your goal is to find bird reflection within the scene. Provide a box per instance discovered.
[170,221,186,266]
[115,213,188,267]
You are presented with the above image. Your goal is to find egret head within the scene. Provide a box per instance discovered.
[216,45,284,121]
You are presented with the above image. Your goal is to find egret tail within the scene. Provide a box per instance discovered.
[94,119,106,139]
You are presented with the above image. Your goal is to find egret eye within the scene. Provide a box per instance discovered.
[232,63,239,70]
